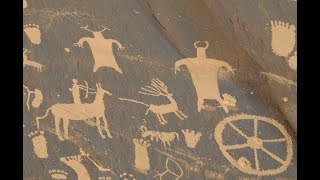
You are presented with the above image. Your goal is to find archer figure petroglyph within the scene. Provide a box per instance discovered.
[118,78,187,125]
[175,41,235,113]
[74,25,125,73]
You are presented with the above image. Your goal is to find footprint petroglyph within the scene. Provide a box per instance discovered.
[27,130,48,159]
[60,155,90,180]
[271,20,296,57]
[23,24,41,44]
[48,169,68,180]
[118,78,187,125]
[181,129,202,149]
[119,172,136,180]
[133,138,151,174]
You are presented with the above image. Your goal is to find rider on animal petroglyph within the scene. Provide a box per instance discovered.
[175,41,235,113]
[74,25,125,73]
[68,79,95,105]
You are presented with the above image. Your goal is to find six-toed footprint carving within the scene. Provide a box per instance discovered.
[27,130,48,158]
[23,24,41,44]
[271,20,296,57]
[48,169,68,180]
[181,129,202,149]
[119,172,136,180]
[60,155,90,180]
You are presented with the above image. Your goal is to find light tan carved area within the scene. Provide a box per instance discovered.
[153,158,183,180]
[271,21,296,58]
[48,169,68,180]
[288,51,297,71]
[175,41,235,113]
[119,78,187,125]
[23,48,44,72]
[139,126,179,147]
[73,25,124,73]
[27,130,48,159]
[98,176,112,180]
[23,0,27,9]
[23,85,43,111]
[23,24,41,45]
[119,172,136,180]
[60,155,90,180]
[214,114,293,176]
[133,139,151,174]
[80,148,116,174]
[181,129,202,149]
[36,83,113,140]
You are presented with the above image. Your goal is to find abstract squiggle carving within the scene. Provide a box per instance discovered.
[133,139,151,173]
[271,20,296,57]
[153,158,183,180]
[60,155,90,180]
[27,130,48,159]
[139,126,179,147]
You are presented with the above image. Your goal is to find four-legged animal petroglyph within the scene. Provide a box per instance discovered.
[60,155,90,180]
[181,129,202,149]
[153,158,183,180]
[74,25,125,73]
[23,48,44,72]
[23,24,41,44]
[175,41,235,113]
[23,85,43,111]
[27,130,48,158]
[36,83,113,141]
[271,20,296,57]
[133,139,151,173]
[48,169,68,180]
[139,126,179,147]
[119,78,187,125]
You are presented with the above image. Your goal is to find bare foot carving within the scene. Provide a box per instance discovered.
[60,155,90,180]
[139,126,179,147]
[181,129,202,149]
[153,158,183,180]
[271,20,296,57]
[23,24,41,44]
[214,114,293,176]
[23,85,43,111]
[48,169,68,180]
[98,176,112,180]
[73,25,124,73]
[287,51,297,71]
[36,83,113,140]
[133,139,151,174]
[118,78,187,125]
[23,0,28,9]
[23,48,44,72]
[175,41,235,113]
[27,130,48,158]
[119,172,136,180]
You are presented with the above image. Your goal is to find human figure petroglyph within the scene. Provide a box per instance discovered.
[36,83,113,140]
[23,85,43,111]
[23,48,44,72]
[133,139,151,174]
[175,41,235,113]
[27,130,48,159]
[271,20,296,57]
[214,114,293,176]
[118,78,187,125]
[48,169,68,180]
[23,24,41,44]
[181,129,202,149]
[139,126,179,147]
[60,155,90,180]
[73,25,125,73]
[153,158,183,180]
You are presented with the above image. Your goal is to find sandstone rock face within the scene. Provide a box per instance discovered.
[23,0,296,179]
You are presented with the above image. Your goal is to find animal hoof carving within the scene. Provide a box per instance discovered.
[48,169,68,180]
[271,20,296,57]
[288,51,297,71]
[27,130,48,158]
[23,24,41,44]
[181,129,202,149]
[119,172,136,180]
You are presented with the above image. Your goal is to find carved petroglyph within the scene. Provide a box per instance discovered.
[27,130,48,159]
[68,79,95,104]
[48,169,68,180]
[175,41,235,113]
[271,21,296,57]
[119,78,187,125]
[36,83,113,140]
[23,0,28,9]
[181,129,202,149]
[133,139,151,174]
[60,155,90,180]
[261,72,297,87]
[214,114,293,176]
[80,148,116,174]
[23,85,43,111]
[73,25,124,73]
[23,48,44,72]
[153,158,183,180]
[23,24,41,44]
[119,172,136,180]
[287,51,297,71]
[98,176,112,180]
[140,126,179,147]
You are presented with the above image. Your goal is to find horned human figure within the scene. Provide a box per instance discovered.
[175,41,235,113]
[74,25,125,73]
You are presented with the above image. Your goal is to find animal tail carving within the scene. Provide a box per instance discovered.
[173,132,180,141]
[36,107,52,129]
